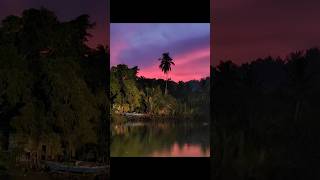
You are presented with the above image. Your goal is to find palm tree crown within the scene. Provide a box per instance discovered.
[159,52,174,94]
[159,52,174,74]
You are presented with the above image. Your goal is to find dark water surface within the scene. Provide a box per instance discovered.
[1,172,104,180]
[111,121,210,157]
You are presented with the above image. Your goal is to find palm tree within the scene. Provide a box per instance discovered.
[159,52,175,95]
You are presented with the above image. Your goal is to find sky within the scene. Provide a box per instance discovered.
[111,23,210,82]
[0,0,107,48]
[213,0,320,65]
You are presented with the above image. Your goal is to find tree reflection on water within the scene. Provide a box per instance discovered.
[111,122,210,157]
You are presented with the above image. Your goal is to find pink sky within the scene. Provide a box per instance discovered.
[138,47,210,81]
[111,23,210,82]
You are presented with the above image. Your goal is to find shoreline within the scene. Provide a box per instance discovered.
[0,165,109,180]
[112,112,209,124]
[0,156,109,180]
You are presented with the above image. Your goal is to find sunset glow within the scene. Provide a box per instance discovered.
[111,23,210,82]
[213,0,320,65]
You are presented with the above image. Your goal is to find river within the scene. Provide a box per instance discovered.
[111,120,210,157]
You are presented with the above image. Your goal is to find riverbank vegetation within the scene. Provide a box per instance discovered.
[110,64,210,123]
[0,7,108,171]
[212,47,320,179]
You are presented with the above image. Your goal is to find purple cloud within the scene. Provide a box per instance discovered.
[111,23,210,82]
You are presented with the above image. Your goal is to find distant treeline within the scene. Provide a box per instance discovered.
[212,48,320,179]
[110,64,210,121]
[0,8,108,163]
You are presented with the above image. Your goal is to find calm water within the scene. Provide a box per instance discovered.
[111,121,210,157]
[1,172,104,180]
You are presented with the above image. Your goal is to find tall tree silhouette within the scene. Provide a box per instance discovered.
[159,52,175,95]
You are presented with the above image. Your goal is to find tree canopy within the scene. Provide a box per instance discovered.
[0,8,108,163]
[212,47,320,179]
[110,64,210,121]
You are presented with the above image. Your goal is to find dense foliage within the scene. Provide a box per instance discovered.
[110,64,210,121]
[0,8,108,163]
[212,48,320,179]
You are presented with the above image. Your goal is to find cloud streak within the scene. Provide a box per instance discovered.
[111,23,210,82]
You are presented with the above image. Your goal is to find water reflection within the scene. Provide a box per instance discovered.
[111,122,210,157]
[151,143,209,157]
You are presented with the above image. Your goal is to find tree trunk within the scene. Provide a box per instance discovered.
[165,73,168,95]
[165,80,167,95]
